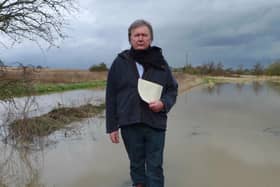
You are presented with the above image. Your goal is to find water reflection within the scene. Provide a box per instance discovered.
[0,114,107,187]
[202,83,224,95]
[235,82,244,93]
[266,81,280,95]
[0,144,44,187]
[0,89,105,186]
[263,127,280,136]
[166,81,280,187]
[201,81,269,96]
[252,81,264,95]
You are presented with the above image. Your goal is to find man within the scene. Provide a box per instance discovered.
[106,19,178,187]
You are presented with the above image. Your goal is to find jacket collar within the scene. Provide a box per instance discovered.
[118,46,166,70]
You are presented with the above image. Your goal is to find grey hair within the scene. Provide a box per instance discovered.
[128,19,154,42]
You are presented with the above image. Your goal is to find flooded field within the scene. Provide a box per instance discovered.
[0,82,280,187]
[165,82,280,187]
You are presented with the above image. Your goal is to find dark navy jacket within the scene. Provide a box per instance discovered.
[106,48,178,133]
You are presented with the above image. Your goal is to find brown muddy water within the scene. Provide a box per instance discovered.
[1,82,280,187]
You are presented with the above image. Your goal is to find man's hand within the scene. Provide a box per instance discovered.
[149,100,164,112]
[109,130,120,144]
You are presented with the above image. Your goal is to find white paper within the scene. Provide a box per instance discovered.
[137,78,163,103]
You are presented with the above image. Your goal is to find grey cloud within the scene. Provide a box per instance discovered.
[1,0,280,69]
[156,3,280,67]
[198,34,256,47]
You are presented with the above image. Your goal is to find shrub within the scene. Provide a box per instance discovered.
[265,60,280,76]
[89,62,108,72]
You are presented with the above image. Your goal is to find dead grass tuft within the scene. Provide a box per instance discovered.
[9,103,105,142]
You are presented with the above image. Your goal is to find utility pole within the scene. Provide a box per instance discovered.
[185,51,188,67]
[186,51,191,67]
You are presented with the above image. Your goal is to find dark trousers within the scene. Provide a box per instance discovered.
[121,124,165,187]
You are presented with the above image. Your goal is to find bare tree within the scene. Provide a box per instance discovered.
[252,62,264,76]
[0,0,76,46]
[0,0,78,146]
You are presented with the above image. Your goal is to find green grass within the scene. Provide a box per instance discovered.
[0,80,34,100]
[34,80,106,94]
[203,77,215,83]
[202,77,216,87]
[0,80,106,100]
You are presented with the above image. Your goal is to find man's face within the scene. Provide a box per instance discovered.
[130,25,152,50]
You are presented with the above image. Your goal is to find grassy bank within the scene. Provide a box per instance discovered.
[2,68,279,99]
[173,72,205,94]
[0,80,106,100]
[200,75,280,88]
[2,67,107,83]
[203,75,280,83]
[34,80,106,94]
[174,72,280,94]
[9,103,105,143]
[1,68,107,99]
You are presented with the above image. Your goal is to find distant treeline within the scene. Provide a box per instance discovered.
[89,62,108,72]
[173,60,280,76]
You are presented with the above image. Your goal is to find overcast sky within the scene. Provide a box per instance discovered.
[1,0,280,69]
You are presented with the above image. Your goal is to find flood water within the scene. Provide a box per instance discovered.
[1,82,280,187]
[0,89,104,128]
[165,82,280,187]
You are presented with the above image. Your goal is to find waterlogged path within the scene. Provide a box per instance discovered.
[1,82,280,187]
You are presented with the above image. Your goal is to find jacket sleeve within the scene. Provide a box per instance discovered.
[161,65,178,113]
[106,59,119,133]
